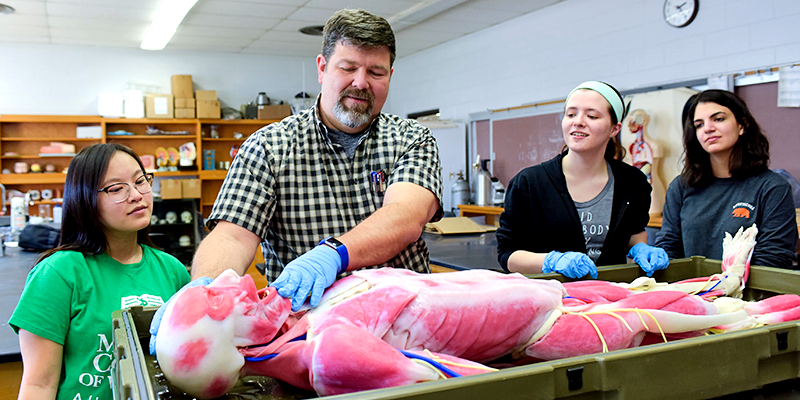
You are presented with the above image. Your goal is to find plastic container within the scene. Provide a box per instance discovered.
[112,257,800,400]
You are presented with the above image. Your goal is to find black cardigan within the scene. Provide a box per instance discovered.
[497,152,651,271]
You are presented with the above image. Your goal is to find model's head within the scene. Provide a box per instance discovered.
[681,89,769,187]
[562,81,626,160]
[47,143,154,259]
[317,9,395,133]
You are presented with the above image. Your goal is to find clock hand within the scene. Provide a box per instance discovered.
[676,1,688,10]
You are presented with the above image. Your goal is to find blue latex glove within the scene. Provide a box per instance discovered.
[270,245,342,312]
[149,277,213,356]
[542,251,598,279]
[628,243,670,277]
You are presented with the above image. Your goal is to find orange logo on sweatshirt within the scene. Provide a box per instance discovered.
[732,207,750,218]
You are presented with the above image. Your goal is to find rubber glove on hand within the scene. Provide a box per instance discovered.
[628,243,670,277]
[270,245,343,312]
[149,277,213,356]
[542,251,598,279]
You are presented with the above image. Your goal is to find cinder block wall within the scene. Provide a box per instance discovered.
[389,0,800,122]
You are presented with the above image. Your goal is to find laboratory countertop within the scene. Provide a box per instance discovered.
[423,231,502,272]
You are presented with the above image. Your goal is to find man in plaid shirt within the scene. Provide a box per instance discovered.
[152,8,442,328]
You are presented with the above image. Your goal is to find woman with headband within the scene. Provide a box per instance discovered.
[497,81,669,279]
[655,90,797,269]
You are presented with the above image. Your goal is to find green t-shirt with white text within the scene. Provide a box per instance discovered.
[10,245,190,400]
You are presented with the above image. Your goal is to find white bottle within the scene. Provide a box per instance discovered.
[11,197,26,233]
[53,205,63,224]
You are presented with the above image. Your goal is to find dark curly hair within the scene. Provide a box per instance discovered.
[681,89,770,187]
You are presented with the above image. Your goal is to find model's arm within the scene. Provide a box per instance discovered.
[17,330,62,400]
[191,220,262,279]
[339,181,438,270]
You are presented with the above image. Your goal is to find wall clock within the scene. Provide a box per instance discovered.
[663,0,698,28]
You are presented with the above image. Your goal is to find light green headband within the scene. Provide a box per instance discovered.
[567,81,624,123]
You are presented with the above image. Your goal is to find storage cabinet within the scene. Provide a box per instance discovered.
[150,198,203,267]
[0,115,279,219]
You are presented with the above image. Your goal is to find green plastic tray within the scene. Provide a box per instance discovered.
[112,257,800,399]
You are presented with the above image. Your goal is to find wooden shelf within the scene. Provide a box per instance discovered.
[199,170,229,180]
[104,118,199,124]
[199,119,279,125]
[1,115,280,218]
[2,154,75,159]
[0,115,102,123]
[0,173,66,184]
[1,137,100,142]
[106,135,195,140]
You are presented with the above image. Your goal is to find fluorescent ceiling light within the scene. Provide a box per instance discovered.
[140,0,198,50]
[388,0,469,31]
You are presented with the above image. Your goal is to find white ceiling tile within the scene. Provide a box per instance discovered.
[50,37,140,47]
[305,0,421,15]
[271,19,321,32]
[47,16,149,30]
[0,24,49,36]
[240,47,312,57]
[175,25,265,39]
[182,13,281,29]
[286,7,341,23]
[50,27,143,41]
[435,5,518,23]
[0,0,558,58]
[258,30,322,44]
[165,43,244,53]
[45,3,153,21]
[192,1,297,19]
[2,0,47,14]
[231,0,309,6]
[168,34,255,47]
[0,14,48,26]
[247,39,321,51]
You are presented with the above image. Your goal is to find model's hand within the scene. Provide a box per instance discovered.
[271,245,342,311]
[542,251,598,279]
[149,277,213,356]
[628,243,670,277]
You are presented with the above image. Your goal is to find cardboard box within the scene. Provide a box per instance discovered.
[257,104,292,120]
[195,90,217,101]
[197,100,220,119]
[171,75,193,98]
[145,94,174,119]
[174,108,196,119]
[181,179,201,198]
[160,179,182,199]
[174,98,196,108]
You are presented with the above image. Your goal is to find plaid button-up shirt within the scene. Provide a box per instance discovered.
[208,105,443,283]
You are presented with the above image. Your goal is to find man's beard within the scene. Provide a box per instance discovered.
[333,88,374,129]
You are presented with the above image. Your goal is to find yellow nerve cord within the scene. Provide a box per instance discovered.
[422,349,498,373]
[564,308,669,353]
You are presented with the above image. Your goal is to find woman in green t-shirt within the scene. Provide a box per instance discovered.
[11,143,190,400]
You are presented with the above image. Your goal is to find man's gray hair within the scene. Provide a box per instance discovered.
[322,9,396,67]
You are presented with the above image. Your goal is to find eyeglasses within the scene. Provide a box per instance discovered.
[98,173,154,203]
